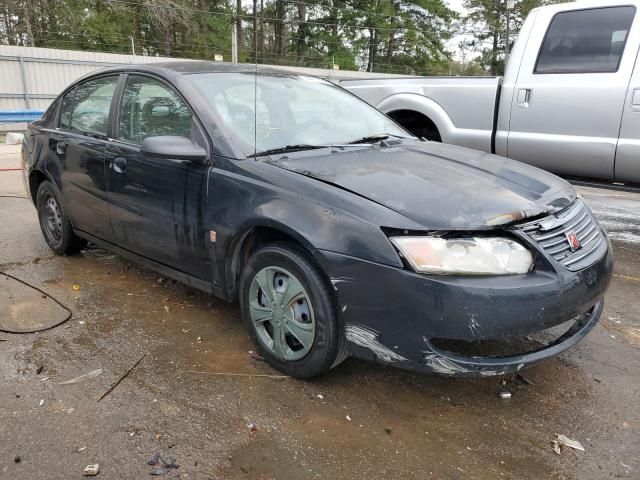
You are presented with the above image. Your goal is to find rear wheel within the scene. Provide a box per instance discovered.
[240,243,342,378]
[36,181,86,255]
[387,109,441,142]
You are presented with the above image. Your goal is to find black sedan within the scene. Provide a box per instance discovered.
[22,62,613,378]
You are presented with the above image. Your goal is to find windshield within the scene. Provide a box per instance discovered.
[189,72,410,157]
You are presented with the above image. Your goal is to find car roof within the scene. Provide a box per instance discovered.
[89,61,302,78]
[145,61,289,75]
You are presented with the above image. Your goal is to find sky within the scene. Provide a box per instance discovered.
[445,0,472,60]
[447,0,467,15]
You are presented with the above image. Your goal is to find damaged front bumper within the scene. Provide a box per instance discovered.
[313,236,613,377]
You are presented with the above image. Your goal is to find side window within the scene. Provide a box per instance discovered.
[535,6,636,74]
[59,89,75,130]
[41,97,60,126]
[61,76,119,135]
[118,75,194,145]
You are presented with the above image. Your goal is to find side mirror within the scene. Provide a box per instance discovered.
[150,105,171,117]
[140,136,207,163]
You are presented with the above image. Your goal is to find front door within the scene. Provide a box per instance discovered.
[507,5,638,180]
[54,74,120,240]
[105,74,212,281]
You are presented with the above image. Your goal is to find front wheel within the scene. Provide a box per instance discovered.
[239,243,343,378]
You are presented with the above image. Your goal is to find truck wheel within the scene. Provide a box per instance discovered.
[239,243,342,378]
[36,181,86,255]
[387,110,442,142]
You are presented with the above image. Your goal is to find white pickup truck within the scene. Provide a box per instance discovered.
[342,0,640,184]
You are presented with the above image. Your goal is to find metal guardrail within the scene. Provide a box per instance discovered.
[0,110,44,123]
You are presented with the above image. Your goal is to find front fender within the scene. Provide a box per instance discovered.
[206,158,424,295]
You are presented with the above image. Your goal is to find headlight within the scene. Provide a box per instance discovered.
[390,236,533,275]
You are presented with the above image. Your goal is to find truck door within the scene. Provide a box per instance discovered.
[507,5,638,180]
[615,43,640,184]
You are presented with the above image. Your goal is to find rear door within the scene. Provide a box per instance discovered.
[104,73,212,280]
[53,74,120,240]
[507,5,638,180]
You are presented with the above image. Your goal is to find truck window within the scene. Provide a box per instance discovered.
[535,6,636,74]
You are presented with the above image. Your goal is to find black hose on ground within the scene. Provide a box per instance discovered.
[0,271,73,334]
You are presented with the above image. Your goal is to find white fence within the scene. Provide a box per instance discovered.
[0,45,407,111]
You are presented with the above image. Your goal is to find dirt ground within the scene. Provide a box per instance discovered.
[1,143,639,479]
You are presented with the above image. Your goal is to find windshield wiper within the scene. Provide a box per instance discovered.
[248,134,411,157]
[248,144,327,158]
[347,133,409,144]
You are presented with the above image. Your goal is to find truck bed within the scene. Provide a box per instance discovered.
[340,76,501,153]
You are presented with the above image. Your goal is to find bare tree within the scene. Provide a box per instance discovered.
[144,0,190,56]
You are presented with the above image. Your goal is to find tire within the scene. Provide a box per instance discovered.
[239,242,342,379]
[36,180,86,255]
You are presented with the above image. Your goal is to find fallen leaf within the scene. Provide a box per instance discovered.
[554,434,585,453]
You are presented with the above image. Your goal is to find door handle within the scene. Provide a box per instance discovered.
[631,88,640,107]
[56,141,66,156]
[517,88,532,107]
[113,157,127,174]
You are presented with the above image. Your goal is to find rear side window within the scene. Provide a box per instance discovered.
[59,76,119,135]
[118,75,194,145]
[60,89,75,130]
[41,97,60,126]
[535,6,636,74]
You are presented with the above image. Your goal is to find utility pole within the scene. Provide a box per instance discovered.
[232,24,238,63]
[505,0,515,67]
[130,36,136,63]
[236,0,242,60]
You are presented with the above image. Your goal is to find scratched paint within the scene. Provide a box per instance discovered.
[422,353,472,376]
[468,314,481,338]
[345,325,407,363]
[330,276,356,292]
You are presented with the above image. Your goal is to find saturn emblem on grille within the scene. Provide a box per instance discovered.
[565,231,582,252]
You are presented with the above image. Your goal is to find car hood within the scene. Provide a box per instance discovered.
[265,140,577,230]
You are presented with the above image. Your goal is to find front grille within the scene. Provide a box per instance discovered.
[518,199,605,271]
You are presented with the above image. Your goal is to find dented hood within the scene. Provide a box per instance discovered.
[267,140,577,229]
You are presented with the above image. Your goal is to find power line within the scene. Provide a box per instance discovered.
[279,0,398,20]
[10,35,426,74]
[106,0,432,34]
